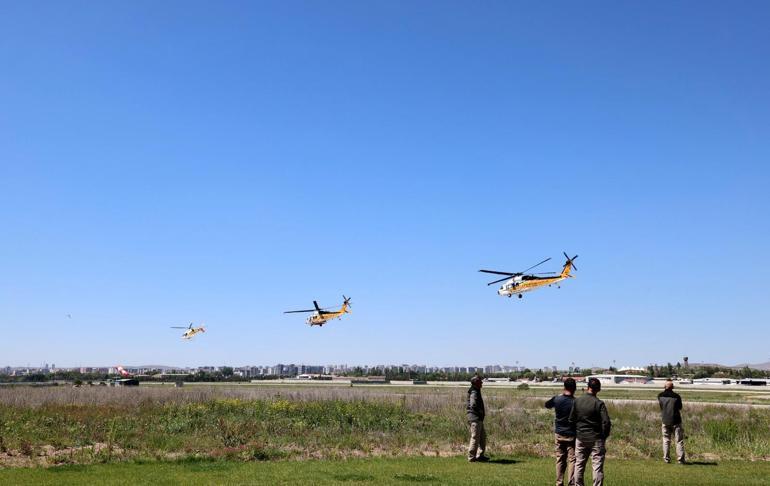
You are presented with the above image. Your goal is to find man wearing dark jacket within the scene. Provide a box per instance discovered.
[658,380,685,464]
[466,375,488,462]
[569,378,611,486]
[546,378,577,486]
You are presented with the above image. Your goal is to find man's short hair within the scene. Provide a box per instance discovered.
[563,377,577,392]
[665,380,674,389]
[587,377,601,392]
[471,375,483,385]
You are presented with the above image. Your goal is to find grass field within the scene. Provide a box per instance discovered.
[2,384,769,469]
[1,456,769,485]
[1,381,768,486]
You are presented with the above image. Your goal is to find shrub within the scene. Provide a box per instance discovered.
[705,419,748,446]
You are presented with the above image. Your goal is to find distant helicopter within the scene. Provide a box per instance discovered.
[479,252,578,299]
[284,296,351,327]
[170,322,206,340]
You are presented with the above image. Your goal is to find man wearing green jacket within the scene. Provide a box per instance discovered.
[466,375,488,462]
[569,378,611,486]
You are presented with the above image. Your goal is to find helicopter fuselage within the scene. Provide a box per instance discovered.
[181,327,205,339]
[307,310,345,326]
[497,274,568,297]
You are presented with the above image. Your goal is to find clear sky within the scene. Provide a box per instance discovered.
[2,2,769,369]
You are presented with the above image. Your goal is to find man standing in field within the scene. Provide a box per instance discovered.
[658,380,685,464]
[546,377,577,486]
[569,377,611,486]
[466,374,489,462]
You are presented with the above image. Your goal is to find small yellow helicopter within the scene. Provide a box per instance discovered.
[170,322,206,340]
[284,296,351,327]
[479,252,578,299]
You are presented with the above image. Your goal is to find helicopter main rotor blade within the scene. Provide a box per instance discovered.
[283,309,316,314]
[170,326,189,329]
[479,269,517,276]
[520,257,552,274]
[312,304,341,311]
[487,276,513,286]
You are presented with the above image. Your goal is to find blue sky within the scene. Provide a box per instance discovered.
[1,2,769,369]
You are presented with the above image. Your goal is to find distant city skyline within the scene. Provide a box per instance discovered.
[7,358,768,374]
[2,3,770,367]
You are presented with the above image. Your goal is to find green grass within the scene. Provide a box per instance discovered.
[1,456,768,485]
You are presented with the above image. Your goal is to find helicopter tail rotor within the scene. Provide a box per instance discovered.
[342,295,352,312]
[562,252,578,273]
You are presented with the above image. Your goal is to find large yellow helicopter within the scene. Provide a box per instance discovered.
[170,322,206,340]
[284,296,351,327]
[479,252,578,299]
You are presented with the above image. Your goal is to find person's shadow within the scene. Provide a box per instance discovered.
[681,461,717,466]
[487,458,519,465]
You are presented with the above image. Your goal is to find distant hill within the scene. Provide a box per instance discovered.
[732,362,770,371]
[687,362,770,371]
[688,362,725,368]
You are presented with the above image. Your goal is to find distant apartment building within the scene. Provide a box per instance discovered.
[270,364,299,377]
[298,365,323,375]
[484,365,503,374]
